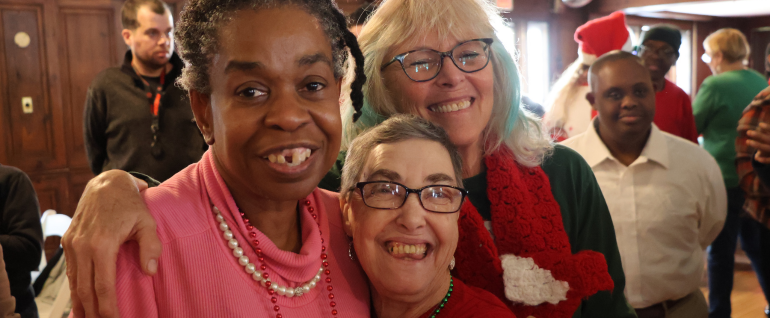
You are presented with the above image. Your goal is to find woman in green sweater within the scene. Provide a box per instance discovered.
[63,0,634,317]
[693,27,770,318]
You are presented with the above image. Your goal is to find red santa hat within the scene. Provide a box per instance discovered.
[574,11,634,65]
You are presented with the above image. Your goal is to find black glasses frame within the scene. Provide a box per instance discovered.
[355,181,468,213]
[381,38,494,82]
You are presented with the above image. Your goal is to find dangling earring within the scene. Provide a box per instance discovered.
[449,257,455,270]
[348,241,356,261]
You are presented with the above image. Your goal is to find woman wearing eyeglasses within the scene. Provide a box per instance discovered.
[332,1,632,317]
[64,0,632,317]
[340,115,514,318]
[693,28,770,318]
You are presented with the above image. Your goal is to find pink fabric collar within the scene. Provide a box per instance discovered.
[198,150,324,283]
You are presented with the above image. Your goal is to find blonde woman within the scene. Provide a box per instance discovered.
[694,28,770,318]
[64,0,633,317]
[335,1,632,317]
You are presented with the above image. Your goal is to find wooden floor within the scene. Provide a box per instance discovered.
[701,267,767,318]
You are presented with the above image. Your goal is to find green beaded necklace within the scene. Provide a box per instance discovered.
[429,277,454,318]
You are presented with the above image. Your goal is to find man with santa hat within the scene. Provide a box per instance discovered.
[544,11,634,141]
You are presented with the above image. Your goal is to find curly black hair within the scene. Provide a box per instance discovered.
[174,0,365,121]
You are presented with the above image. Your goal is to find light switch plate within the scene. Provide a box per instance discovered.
[22,97,33,114]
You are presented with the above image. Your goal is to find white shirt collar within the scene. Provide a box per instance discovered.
[582,120,669,169]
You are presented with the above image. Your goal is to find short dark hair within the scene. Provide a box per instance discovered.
[641,24,682,54]
[588,50,646,91]
[175,0,367,122]
[121,0,172,30]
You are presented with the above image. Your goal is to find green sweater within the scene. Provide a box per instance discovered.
[693,69,769,188]
[321,145,636,318]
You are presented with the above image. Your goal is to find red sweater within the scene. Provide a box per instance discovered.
[418,279,515,318]
[654,79,698,143]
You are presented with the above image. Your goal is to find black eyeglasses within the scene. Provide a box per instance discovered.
[355,181,468,213]
[637,44,678,59]
[381,38,494,82]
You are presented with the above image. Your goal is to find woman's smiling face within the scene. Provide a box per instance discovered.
[191,6,342,201]
[343,138,460,299]
[381,33,495,151]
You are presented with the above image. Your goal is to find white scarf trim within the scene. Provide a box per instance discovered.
[500,254,569,305]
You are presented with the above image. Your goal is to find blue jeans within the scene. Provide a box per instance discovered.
[707,187,770,318]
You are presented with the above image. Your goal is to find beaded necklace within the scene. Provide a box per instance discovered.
[428,277,454,318]
[212,199,339,317]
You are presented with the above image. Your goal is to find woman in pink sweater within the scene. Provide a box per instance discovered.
[107,0,372,317]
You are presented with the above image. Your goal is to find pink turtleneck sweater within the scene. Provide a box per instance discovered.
[114,151,370,317]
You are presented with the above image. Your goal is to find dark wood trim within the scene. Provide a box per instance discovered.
[625,14,695,30]
[626,11,713,21]
[588,0,706,14]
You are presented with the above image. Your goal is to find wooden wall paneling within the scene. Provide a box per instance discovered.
[548,9,585,82]
[28,170,69,216]
[67,167,91,217]
[745,17,770,75]
[749,27,770,75]
[0,6,8,165]
[625,15,694,31]
[58,6,119,170]
[588,0,705,14]
[0,3,67,172]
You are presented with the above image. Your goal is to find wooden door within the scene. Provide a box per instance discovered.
[0,2,67,171]
[0,0,187,216]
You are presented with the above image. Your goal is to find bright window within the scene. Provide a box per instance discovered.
[497,20,550,107]
[525,22,550,105]
[675,30,692,95]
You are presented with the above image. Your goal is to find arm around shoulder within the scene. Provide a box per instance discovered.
[62,170,161,318]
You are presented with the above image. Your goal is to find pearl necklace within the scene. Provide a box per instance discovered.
[214,206,323,297]
[213,199,339,317]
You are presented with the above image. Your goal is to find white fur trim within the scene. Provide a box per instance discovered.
[622,26,635,52]
[578,51,597,65]
[500,254,569,306]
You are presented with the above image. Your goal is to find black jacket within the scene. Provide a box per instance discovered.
[0,165,43,298]
[83,51,207,182]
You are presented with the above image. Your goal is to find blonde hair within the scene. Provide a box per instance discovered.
[543,59,584,129]
[704,28,750,64]
[341,0,552,167]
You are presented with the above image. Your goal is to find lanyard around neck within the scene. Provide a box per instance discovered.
[132,61,168,158]
[132,62,167,117]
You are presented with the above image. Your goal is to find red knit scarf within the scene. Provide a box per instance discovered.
[453,149,614,318]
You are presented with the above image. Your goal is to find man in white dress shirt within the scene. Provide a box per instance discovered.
[562,51,727,318]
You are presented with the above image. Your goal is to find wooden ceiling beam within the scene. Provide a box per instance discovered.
[627,10,714,21]
[588,0,710,14]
